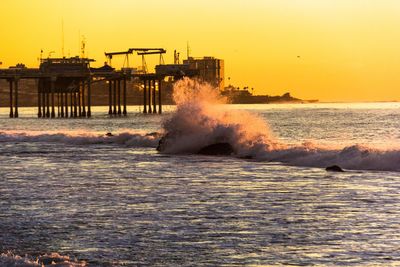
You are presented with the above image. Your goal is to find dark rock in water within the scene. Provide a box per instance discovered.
[156,135,233,156]
[146,132,160,137]
[197,142,234,156]
[157,136,166,151]
[105,132,114,137]
[325,165,344,172]
[39,255,65,265]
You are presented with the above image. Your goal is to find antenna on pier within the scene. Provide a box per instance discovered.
[186,41,191,59]
[159,53,164,65]
[81,35,86,58]
[174,50,180,64]
[141,55,147,74]
[38,49,43,64]
[78,30,80,57]
[61,18,65,57]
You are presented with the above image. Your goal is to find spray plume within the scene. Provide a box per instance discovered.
[160,78,282,155]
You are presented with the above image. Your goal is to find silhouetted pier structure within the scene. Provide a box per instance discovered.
[0,51,198,118]
[141,75,163,114]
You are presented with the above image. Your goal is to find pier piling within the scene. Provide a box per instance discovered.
[152,80,156,114]
[78,86,82,117]
[117,79,121,115]
[42,87,46,118]
[64,92,68,118]
[46,85,50,118]
[73,91,78,118]
[148,79,152,114]
[108,80,112,115]
[57,92,60,118]
[82,81,86,117]
[123,77,127,116]
[87,79,91,117]
[143,79,147,114]
[60,92,64,118]
[113,79,117,115]
[50,80,55,118]
[37,80,42,118]
[69,91,73,118]
[158,79,162,114]
[9,80,13,118]
[14,79,18,118]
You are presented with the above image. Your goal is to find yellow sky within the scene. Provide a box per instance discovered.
[1,0,400,102]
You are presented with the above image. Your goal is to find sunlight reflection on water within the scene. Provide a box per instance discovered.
[1,103,400,266]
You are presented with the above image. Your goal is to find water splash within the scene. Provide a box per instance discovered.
[159,78,400,172]
[160,78,282,155]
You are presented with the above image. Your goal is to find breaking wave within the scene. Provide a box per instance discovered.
[159,78,400,172]
[0,130,160,148]
[0,252,86,266]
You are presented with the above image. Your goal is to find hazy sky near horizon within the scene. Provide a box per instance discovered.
[1,0,400,102]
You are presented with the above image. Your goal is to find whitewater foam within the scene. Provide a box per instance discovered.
[255,143,400,172]
[159,78,400,172]
[0,252,86,267]
[0,130,160,148]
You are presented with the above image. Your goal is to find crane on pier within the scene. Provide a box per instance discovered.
[104,48,166,71]
[136,49,166,73]
[105,49,132,67]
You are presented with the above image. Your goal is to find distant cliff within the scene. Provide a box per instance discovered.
[221,88,318,104]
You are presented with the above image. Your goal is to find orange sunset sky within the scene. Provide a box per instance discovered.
[1,0,400,102]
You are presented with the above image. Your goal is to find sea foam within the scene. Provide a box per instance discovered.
[0,130,160,148]
[0,252,86,267]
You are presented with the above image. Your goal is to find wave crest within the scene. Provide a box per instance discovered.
[159,78,400,172]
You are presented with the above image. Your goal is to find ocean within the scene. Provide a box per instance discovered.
[1,80,400,266]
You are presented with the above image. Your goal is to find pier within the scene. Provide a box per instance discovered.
[0,48,198,118]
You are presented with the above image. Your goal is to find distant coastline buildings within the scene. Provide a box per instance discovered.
[182,56,315,103]
[183,57,224,90]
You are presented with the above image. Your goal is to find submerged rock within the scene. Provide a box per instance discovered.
[156,134,234,156]
[38,253,70,265]
[146,132,160,138]
[325,165,344,172]
[156,135,167,151]
[197,142,234,156]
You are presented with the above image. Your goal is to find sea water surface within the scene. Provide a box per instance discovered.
[1,102,400,266]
